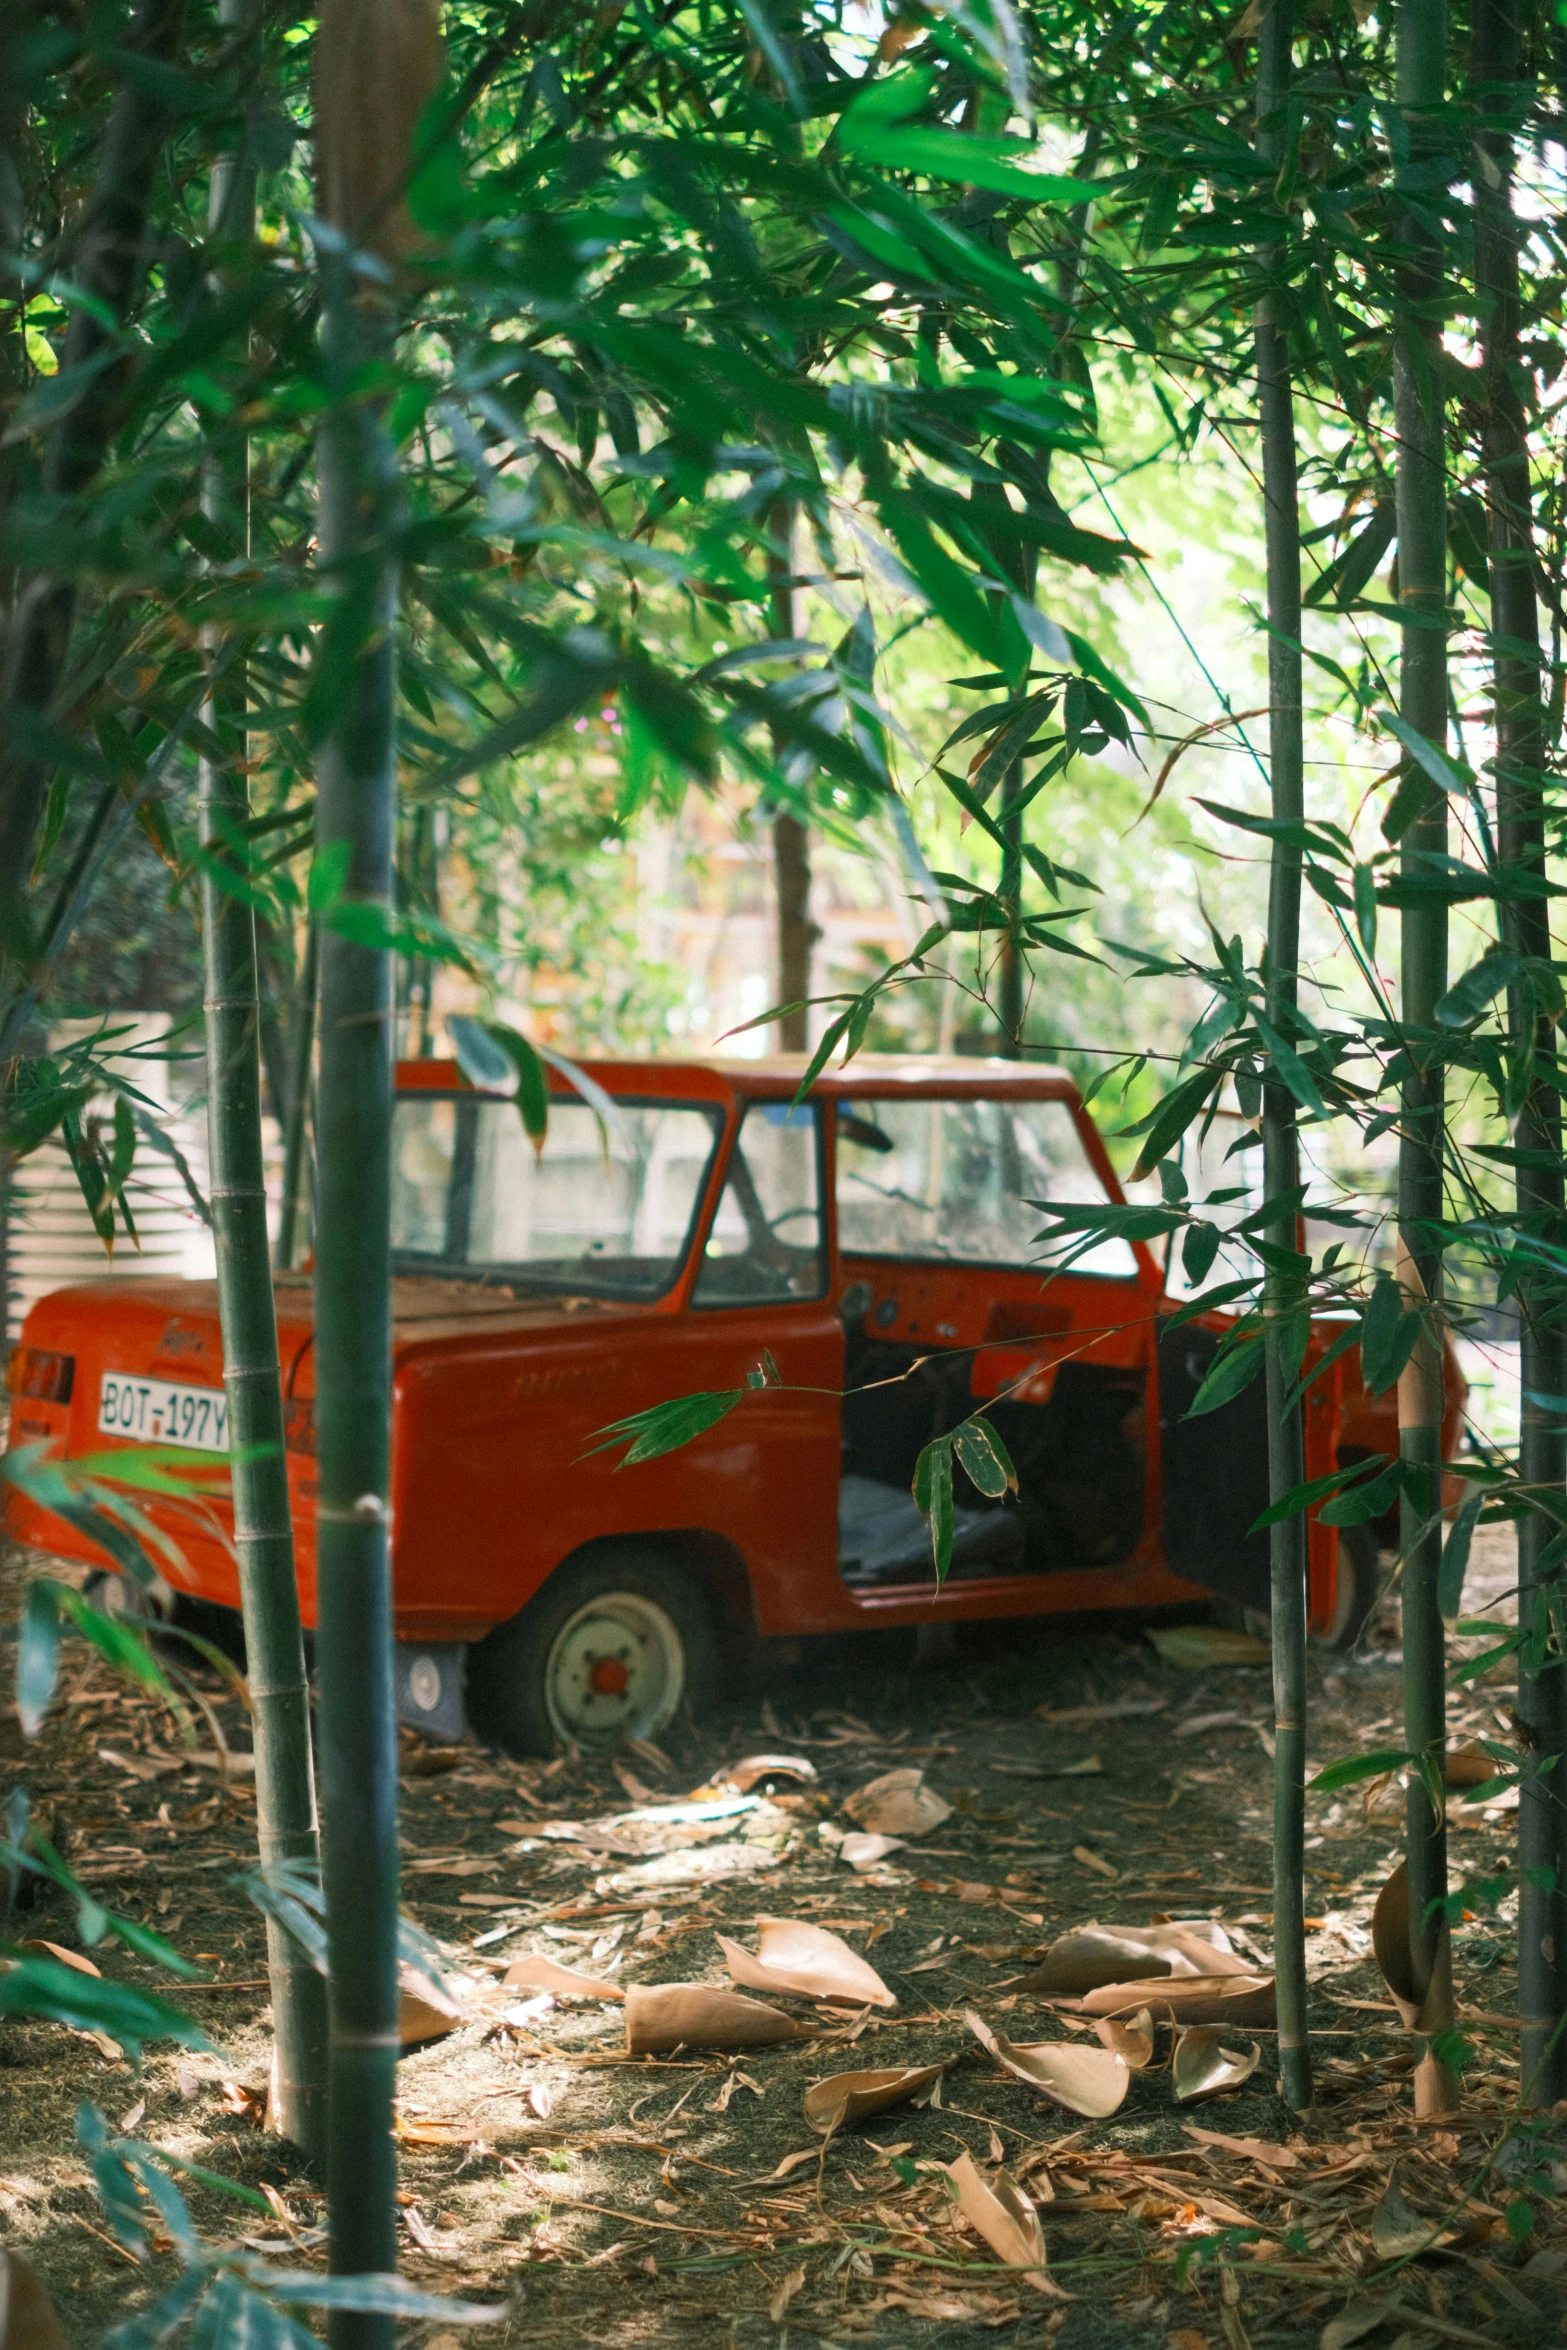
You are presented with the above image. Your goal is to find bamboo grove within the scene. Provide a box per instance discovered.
[0,0,1565,2332]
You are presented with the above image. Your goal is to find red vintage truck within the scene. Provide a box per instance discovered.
[3,1053,1448,1753]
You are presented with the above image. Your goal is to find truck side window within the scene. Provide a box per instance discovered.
[836,1096,1137,1278]
[692,1103,825,1306]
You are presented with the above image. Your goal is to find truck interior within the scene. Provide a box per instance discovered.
[829,1092,1154,1590]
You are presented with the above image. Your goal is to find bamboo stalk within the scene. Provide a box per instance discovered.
[276,922,318,1272]
[197,0,327,2161]
[768,499,813,1054]
[1254,0,1311,2113]
[1393,0,1458,2121]
[313,310,401,2329]
[313,6,439,2333]
[997,764,1024,1058]
[1472,0,1567,2104]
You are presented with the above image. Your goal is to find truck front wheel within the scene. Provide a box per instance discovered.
[466,1550,718,1758]
[1321,1525,1382,1652]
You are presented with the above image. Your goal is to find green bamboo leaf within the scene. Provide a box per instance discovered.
[1318,1457,1403,1526]
[17,1577,61,1737]
[1438,1487,1487,1628]
[171,2274,319,2350]
[1308,1747,1414,1794]
[735,0,805,115]
[1382,712,1475,798]
[1435,944,1519,1027]
[871,485,1003,666]
[586,1391,746,1466]
[446,1015,514,1092]
[1249,1452,1392,1532]
[99,2264,209,2350]
[1061,628,1151,729]
[912,1437,955,1582]
[1032,1201,1183,1241]
[836,63,933,132]
[1353,862,1378,958]
[482,1021,550,1152]
[1251,1011,1326,1116]
[1120,1066,1219,1182]
[1358,1272,1423,1396]
[951,1416,1017,1499]
[847,125,1099,206]
[1181,1221,1222,1285]
[0,1959,210,2061]
[258,2271,506,2321]
[1185,1334,1265,1417]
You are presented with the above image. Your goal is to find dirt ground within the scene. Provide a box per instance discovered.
[1,1528,1560,2350]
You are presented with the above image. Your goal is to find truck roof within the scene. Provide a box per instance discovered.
[396,1052,1081,1104]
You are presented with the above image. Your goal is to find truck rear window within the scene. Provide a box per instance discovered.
[835,1096,1137,1278]
[391,1095,721,1301]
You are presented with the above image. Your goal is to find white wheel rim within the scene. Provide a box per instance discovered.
[544,1591,685,1749]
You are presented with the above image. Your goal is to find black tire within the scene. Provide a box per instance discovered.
[82,1569,247,1664]
[466,1547,719,1759]
[81,1566,173,1623]
[1320,1524,1382,1652]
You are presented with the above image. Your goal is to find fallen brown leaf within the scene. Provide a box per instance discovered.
[876,2288,1020,2326]
[1094,2011,1154,2069]
[19,1941,100,1977]
[832,1829,907,1870]
[218,2078,266,2124]
[964,2011,1129,2117]
[1072,1846,1118,1880]
[1321,2299,1398,2350]
[1145,1626,1270,1667]
[1171,2026,1260,2102]
[1369,2172,1440,2260]
[718,1917,896,2009]
[719,1754,818,1794]
[947,2152,1050,2292]
[1025,1920,1250,1996]
[1182,2125,1299,2167]
[767,2265,806,2323]
[501,1955,625,2003]
[1035,1697,1168,1728]
[398,1963,472,2051]
[624,1982,811,2053]
[843,1768,952,1837]
[1076,1974,1275,2026]
[804,2063,945,2135]
[0,2253,68,2350]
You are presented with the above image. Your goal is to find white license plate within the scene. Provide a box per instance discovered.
[99,1373,230,1454]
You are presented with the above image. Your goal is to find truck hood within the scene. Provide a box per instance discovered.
[20,1271,639,1394]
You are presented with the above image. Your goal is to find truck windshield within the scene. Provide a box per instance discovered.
[391,1094,721,1301]
[835,1095,1137,1278]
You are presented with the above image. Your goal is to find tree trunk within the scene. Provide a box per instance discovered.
[1393,0,1458,2122]
[768,501,814,1052]
[0,0,189,937]
[313,0,441,2332]
[1255,0,1311,2114]
[198,5,328,2161]
[1472,0,1567,2104]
